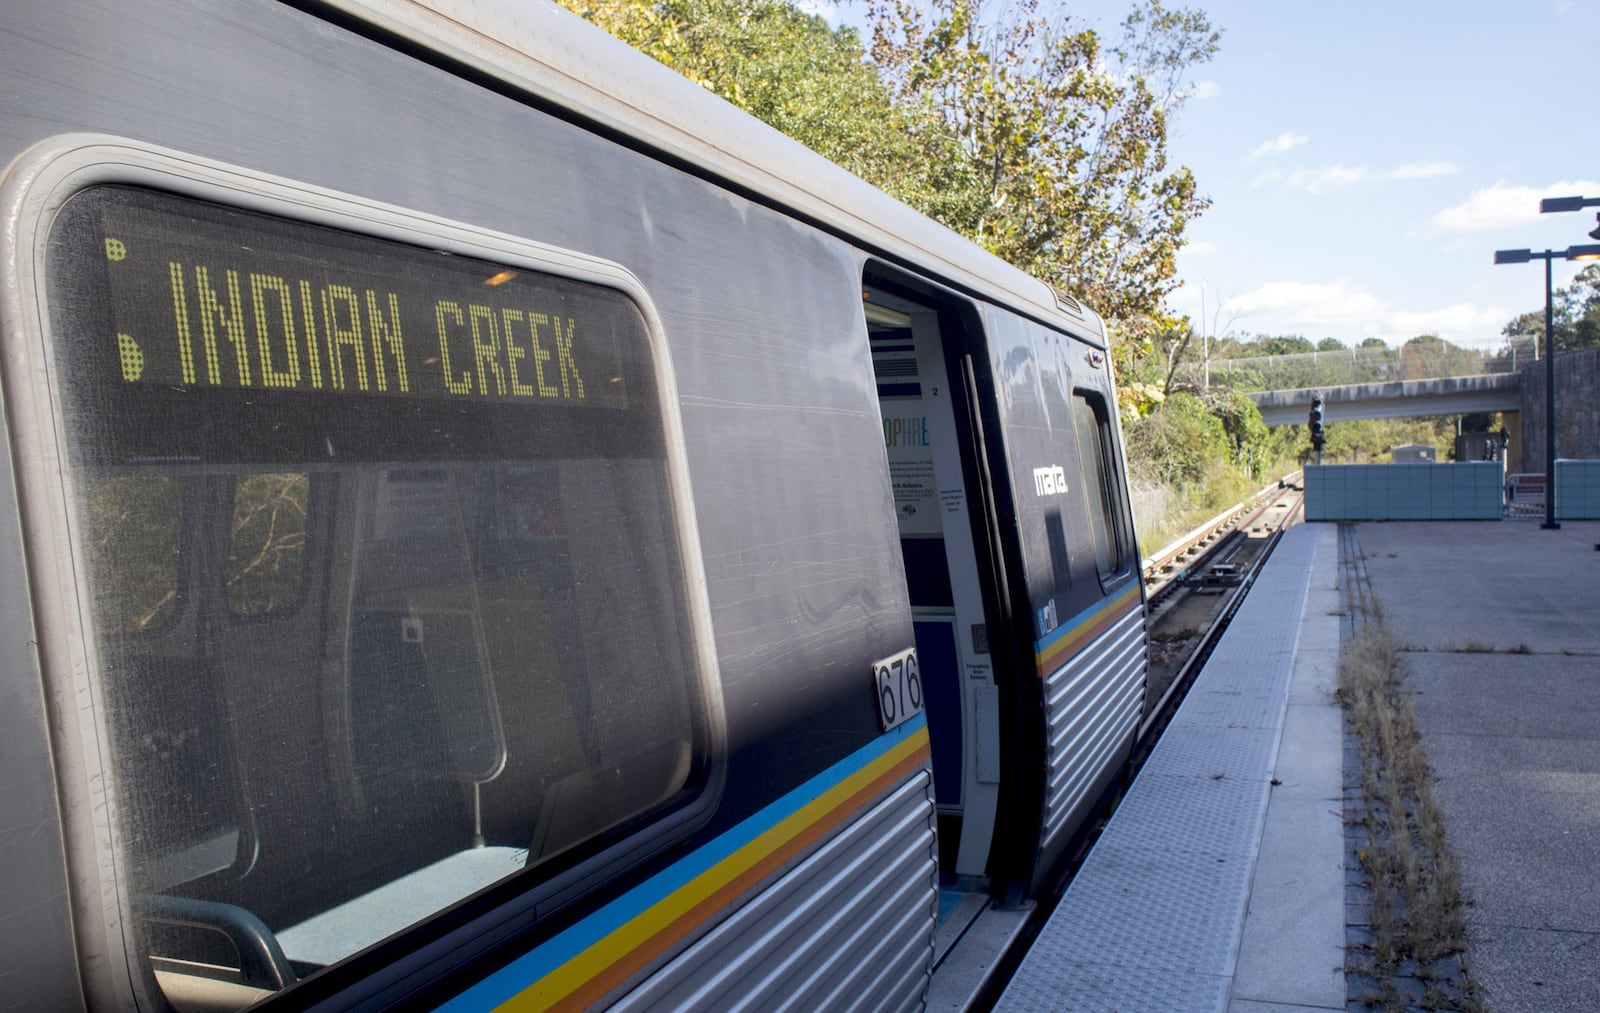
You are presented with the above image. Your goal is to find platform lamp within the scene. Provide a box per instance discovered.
[1492,241,1600,529]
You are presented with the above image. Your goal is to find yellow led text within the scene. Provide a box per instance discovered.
[166,262,410,394]
[434,301,585,401]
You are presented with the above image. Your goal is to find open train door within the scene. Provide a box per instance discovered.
[865,264,1148,963]
[862,269,1038,912]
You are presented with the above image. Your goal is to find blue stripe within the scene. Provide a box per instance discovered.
[439,712,929,1010]
[1033,588,1136,656]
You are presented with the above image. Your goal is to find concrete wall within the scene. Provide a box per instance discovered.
[1520,346,1600,466]
[1304,462,1503,521]
[1556,459,1600,520]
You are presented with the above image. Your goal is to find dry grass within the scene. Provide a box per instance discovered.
[1337,623,1483,1012]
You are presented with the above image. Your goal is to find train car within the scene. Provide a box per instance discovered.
[0,1,1147,1008]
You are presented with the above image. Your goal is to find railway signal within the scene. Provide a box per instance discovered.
[1308,396,1325,461]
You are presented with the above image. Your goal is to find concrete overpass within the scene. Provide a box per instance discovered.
[1247,373,1521,427]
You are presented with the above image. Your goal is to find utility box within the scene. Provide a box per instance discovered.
[1390,444,1436,463]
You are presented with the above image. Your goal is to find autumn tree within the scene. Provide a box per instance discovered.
[865,0,1219,328]
[554,0,988,227]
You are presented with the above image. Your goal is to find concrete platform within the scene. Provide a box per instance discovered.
[1352,520,1600,1013]
[996,523,1344,1012]
[993,517,1600,1012]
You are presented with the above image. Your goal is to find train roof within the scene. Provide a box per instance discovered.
[326,0,1106,345]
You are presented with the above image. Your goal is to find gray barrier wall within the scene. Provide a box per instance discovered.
[1304,463,1503,521]
[1556,460,1600,520]
[1521,346,1600,467]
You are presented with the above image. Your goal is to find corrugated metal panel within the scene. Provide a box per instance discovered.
[1040,608,1146,852]
[610,774,936,1012]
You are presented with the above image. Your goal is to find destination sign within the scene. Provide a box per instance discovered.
[65,187,638,410]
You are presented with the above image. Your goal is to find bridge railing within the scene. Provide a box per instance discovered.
[1177,336,1538,394]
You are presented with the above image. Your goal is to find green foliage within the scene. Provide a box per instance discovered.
[1125,386,1305,553]
[1251,334,1316,356]
[866,0,1218,327]
[1204,388,1270,465]
[1501,264,1600,353]
[555,0,988,225]
[1124,391,1225,486]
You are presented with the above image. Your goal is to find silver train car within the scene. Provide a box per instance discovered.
[0,1,1148,1008]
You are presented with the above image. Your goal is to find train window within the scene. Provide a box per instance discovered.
[84,476,182,632]
[226,473,308,617]
[43,185,713,1008]
[1072,393,1128,581]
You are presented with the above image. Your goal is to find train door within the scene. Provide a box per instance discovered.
[863,273,1020,899]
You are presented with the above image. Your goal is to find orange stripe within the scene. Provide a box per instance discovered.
[1035,591,1141,676]
[547,739,931,1011]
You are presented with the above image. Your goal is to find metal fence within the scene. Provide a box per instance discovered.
[1175,336,1539,393]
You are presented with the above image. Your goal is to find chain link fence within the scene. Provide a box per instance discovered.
[1175,336,1539,394]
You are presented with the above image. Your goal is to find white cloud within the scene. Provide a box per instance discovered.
[1183,240,1217,255]
[1248,132,1308,160]
[1261,161,1463,195]
[1432,179,1600,232]
[1390,161,1462,180]
[1223,281,1385,325]
[1281,164,1371,195]
[1220,281,1506,343]
[1187,80,1221,101]
[1388,303,1511,336]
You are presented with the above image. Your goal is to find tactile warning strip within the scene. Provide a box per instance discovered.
[996,524,1320,1013]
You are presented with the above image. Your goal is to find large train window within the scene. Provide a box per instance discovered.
[1072,392,1130,583]
[43,185,715,1008]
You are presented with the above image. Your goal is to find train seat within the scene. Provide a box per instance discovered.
[275,846,526,967]
[106,654,255,893]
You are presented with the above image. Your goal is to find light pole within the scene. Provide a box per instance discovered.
[1492,242,1600,529]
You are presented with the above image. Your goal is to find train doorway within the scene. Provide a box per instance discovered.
[863,273,1017,892]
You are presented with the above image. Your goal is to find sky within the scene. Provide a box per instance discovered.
[808,0,1600,350]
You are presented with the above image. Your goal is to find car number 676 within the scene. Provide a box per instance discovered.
[873,648,922,732]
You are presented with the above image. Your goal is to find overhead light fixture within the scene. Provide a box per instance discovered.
[1540,195,1592,214]
[1589,213,1600,242]
[1491,241,1600,530]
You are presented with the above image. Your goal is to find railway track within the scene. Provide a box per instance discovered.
[1140,479,1305,740]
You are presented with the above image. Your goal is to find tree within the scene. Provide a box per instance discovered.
[554,0,988,226]
[1203,389,1271,477]
[1251,334,1316,357]
[865,0,1219,328]
[1553,264,1600,352]
[1501,264,1600,354]
[1316,337,1345,352]
[1124,391,1229,486]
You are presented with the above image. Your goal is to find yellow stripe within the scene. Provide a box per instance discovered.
[1035,585,1142,673]
[500,726,931,1011]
